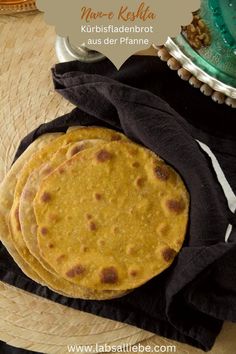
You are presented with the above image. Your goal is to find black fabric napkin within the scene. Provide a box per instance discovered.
[1,56,236,352]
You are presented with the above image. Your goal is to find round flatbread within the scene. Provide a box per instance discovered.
[9,127,129,299]
[19,140,106,271]
[34,141,189,291]
[0,133,63,285]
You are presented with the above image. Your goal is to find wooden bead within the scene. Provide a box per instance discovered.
[200,83,213,96]
[157,48,171,62]
[211,92,225,104]
[152,44,163,50]
[189,76,202,89]
[177,68,191,81]
[225,97,236,108]
[167,57,181,70]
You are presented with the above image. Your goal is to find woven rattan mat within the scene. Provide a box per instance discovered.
[0,11,236,354]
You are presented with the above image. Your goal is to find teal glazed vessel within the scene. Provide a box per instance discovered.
[209,0,236,53]
[165,0,236,99]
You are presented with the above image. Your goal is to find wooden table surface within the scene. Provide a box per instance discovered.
[0,11,235,354]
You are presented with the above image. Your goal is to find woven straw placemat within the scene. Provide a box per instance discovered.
[0,11,236,354]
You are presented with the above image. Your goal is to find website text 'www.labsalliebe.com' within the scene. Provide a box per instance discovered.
[67,343,177,353]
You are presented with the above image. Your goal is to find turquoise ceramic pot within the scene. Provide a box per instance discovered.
[165,0,236,98]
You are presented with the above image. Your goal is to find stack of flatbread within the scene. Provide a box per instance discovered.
[0,127,189,300]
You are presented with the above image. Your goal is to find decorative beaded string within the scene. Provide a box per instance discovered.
[153,45,236,108]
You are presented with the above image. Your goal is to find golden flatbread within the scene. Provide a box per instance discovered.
[8,127,129,299]
[34,141,189,291]
[19,140,106,271]
[10,128,127,273]
[0,133,63,285]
